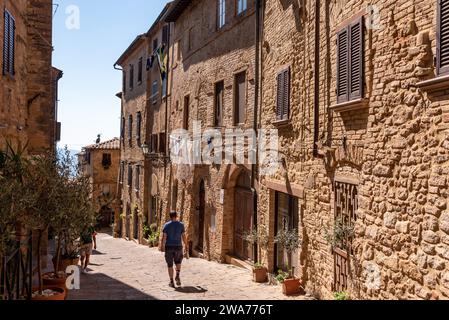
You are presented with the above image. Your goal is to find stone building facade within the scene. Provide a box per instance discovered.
[0,0,61,270]
[165,0,257,262]
[0,0,60,154]
[114,3,173,244]
[258,0,449,300]
[79,138,120,229]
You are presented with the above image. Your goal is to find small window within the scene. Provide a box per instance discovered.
[183,95,190,130]
[218,0,226,29]
[102,153,112,169]
[3,10,15,76]
[153,38,159,53]
[234,72,246,125]
[214,81,224,127]
[138,57,143,84]
[121,117,125,140]
[119,162,124,184]
[237,0,247,15]
[276,67,291,121]
[136,112,142,146]
[162,77,167,98]
[150,134,159,153]
[129,64,134,90]
[123,71,127,95]
[128,115,133,147]
[337,17,364,104]
[135,166,140,191]
[127,165,133,187]
[159,132,167,154]
[162,25,169,44]
[152,80,158,104]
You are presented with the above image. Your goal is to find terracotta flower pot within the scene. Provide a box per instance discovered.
[253,267,268,283]
[42,272,68,293]
[32,286,66,301]
[282,278,301,296]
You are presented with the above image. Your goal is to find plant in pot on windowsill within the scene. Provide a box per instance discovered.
[274,228,301,296]
[243,228,269,283]
[324,219,355,252]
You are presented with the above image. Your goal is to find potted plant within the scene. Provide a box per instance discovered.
[243,228,269,283]
[274,228,301,296]
[334,291,350,300]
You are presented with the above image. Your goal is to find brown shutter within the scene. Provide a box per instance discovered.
[337,27,349,104]
[349,17,364,100]
[276,72,284,120]
[3,10,10,75]
[9,14,15,75]
[283,68,290,120]
[438,0,449,75]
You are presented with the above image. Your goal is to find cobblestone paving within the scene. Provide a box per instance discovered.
[67,233,310,300]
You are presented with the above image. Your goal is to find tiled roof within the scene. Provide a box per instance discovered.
[83,138,120,151]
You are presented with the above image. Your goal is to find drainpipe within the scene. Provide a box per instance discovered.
[114,62,124,237]
[313,0,320,157]
[252,0,262,262]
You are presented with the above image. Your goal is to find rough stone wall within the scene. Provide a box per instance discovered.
[118,40,149,243]
[168,0,256,262]
[89,148,120,215]
[260,0,449,300]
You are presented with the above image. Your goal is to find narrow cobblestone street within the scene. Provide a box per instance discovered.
[67,233,309,300]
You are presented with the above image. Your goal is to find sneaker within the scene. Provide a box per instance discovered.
[175,276,181,286]
[169,280,175,288]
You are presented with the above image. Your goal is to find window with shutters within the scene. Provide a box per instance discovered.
[138,58,143,84]
[183,95,190,130]
[3,10,15,76]
[438,0,449,76]
[135,165,140,191]
[128,115,133,147]
[159,132,167,154]
[102,153,112,169]
[136,112,142,147]
[121,117,125,141]
[119,162,124,184]
[234,72,246,125]
[218,0,226,29]
[152,80,158,104]
[127,165,133,187]
[276,67,291,122]
[129,64,134,90]
[214,81,224,127]
[336,17,364,104]
[162,25,169,45]
[123,71,127,95]
[150,134,158,153]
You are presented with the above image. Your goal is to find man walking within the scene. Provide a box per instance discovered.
[159,211,188,288]
[80,224,97,274]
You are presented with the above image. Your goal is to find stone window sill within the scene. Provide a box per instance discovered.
[416,75,449,93]
[272,118,291,128]
[330,98,369,113]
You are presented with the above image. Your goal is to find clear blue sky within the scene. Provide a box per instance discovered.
[53,0,168,151]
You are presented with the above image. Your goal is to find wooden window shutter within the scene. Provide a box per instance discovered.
[276,72,284,120]
[8,13,15,75]
[349,17,364,100]
[282,68,290,120]
[438,0,449,75]
[337,27,349,103]
[3,10,10,75]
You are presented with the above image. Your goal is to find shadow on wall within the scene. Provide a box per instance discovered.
[279,0,305,32]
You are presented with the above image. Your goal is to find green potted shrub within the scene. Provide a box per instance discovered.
[274,228,301,296]
[243,228,269,283]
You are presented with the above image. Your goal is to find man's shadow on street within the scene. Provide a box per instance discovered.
[175,286,208,294]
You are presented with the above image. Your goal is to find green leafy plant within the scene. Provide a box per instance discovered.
[149,230,160,247]
[275,270,290,283]
[142,224,151,240]
[334,291,350,300]
[325,219,355,249]
[243,228,269,268]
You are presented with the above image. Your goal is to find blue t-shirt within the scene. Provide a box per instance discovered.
[163,221,185,247]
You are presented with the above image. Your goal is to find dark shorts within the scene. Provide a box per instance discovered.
[165,246,183,268]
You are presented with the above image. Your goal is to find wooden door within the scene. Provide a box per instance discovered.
[197,181,205,252]
[234,172,254,261]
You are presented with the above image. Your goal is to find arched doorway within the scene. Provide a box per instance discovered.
[197,180,206,252]
[234,171,254,261]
